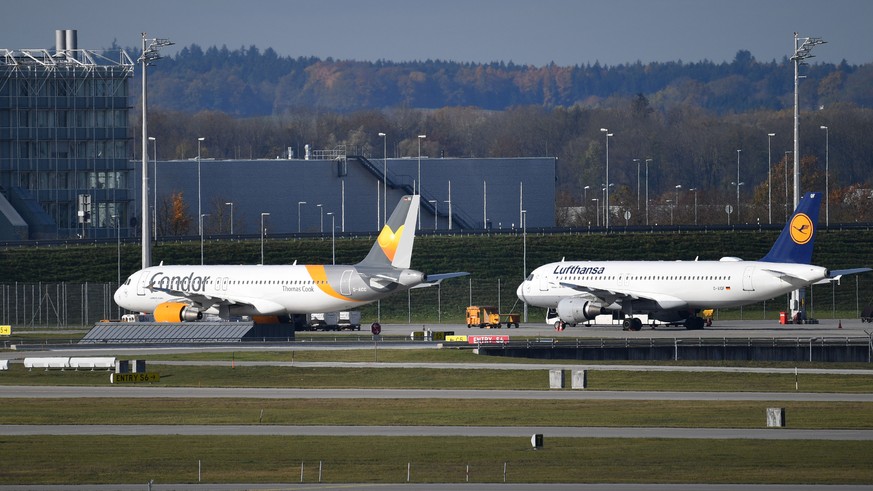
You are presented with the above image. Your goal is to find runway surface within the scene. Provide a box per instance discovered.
[2,424,871,440]
[2,385,872,402]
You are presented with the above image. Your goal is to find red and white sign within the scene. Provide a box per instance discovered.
[467,335,509,344]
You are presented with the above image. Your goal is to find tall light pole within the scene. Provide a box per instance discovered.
[149,136,157,239]
[112,215,120,288]
[690,188,698,225]
[379,132,387,226]
[446,180,452,230]
[417,134,426,229]
[429,200,438,230]
[297,201,307,233]
[224,202,233,235]
[767,132,775,224]
[735,149,742,222]
[820,125,829,226]
[317,204,323,233]
[633,158,641,210]
[784,151,791,221]
[521,209,527,323]
[199,214,209,265]
[138,33,173,269]
[326,212,335,264]
[260,212,270,265]
[675,184,682,224]
[600,128,613,228]
[645,158,652,225]
[791,33,826,211]
[197,137,205,235]
[790,33,825,324]
[592,198,600,226]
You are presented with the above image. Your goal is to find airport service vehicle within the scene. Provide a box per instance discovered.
[466,305,520,328]
[518,193,870,331]
[114,195,467,323]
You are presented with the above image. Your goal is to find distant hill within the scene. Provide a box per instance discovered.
[142,45,873,116]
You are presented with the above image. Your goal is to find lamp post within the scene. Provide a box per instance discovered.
[633,158,641,210]
[197,137,205,235]
[224,202,233,235]
[602,183,613,226]
[417,134,426,229]
[521,209,527,323]
[767,133,775,224]
[326,212,335,264]
[735,149,742,222]
[592,198,600,226]
[138,33,173,269]
[112,215,120,288]
[731,181,745,222]
[297,201,307,233]
[317,204,323,233]
[784,151,791,221]
[667,199,673,225]
[674,184,682,224]
[199,214,209,265]
[690,188,698,225]
[645,158,652,225]
[820,125,829,226]
[149,136,157,238]
[379,132,387,226]
[429,200,438,230]
[260,212,270,265]
[446,180,452,230]
[600,128,613,227]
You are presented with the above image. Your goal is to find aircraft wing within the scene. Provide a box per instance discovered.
[558,282,688,311]
[147,284,285,315]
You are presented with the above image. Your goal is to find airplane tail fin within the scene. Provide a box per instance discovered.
[760,192,821,264]
[358,195,419,269]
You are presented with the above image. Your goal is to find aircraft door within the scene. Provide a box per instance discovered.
[742,266,755,291]
[136,271,150,296]
[538,273,549,292]
[341,270,354,296]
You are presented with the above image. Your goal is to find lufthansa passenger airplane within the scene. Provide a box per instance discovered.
[517,192,869,330]
[114,195,466,322]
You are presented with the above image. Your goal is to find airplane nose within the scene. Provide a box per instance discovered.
[516,282,526,303]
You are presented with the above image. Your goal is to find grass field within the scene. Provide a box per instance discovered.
[3,348,873,485]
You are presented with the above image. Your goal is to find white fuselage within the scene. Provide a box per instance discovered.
[517,258,829,313]
[114,263,419,317]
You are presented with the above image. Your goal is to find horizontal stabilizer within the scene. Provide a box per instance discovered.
[815,267,873,284]
[413,271,470,288]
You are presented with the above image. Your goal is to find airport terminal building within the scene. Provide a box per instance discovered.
[1,31,555,241]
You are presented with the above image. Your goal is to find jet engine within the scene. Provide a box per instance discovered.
[153,302,202,322]
[555,298,607,324]
[397,269,425,287]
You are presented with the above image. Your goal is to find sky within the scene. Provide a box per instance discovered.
[3,0,872,67]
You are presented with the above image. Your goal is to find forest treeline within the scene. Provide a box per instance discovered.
[137,44,873,227]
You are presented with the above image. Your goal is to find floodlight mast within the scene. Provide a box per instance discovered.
[789,32,825,324]
[138,33,173,269]
[790,32,825,210]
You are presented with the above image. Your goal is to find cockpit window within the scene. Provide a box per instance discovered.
[526,274,534,281]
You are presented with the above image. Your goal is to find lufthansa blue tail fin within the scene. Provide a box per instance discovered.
[760,192,821,264]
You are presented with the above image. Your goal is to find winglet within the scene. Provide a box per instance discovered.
[760,192,821,264]
[358,195,419,269]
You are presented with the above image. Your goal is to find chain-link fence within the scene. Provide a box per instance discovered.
[0,282,119,329]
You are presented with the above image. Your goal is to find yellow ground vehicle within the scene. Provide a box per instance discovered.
[466,306,520,328]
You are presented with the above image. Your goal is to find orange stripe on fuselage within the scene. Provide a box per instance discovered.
[304,265,358,302]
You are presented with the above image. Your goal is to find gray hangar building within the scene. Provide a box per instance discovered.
[141,154,556,236]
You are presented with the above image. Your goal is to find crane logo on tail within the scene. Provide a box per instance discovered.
[789,213,813,245]
[377,224,404,262]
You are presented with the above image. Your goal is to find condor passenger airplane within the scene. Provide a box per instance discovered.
[114,195,466,322]
[517,193,869,330]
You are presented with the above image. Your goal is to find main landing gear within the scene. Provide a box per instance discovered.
[683,316,707,330]
[622,318,644,331]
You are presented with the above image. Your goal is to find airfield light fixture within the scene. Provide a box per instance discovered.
[260,212,270,265]
[225,202,234,235]
[600,128,613,228]
[791,33,826,210]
